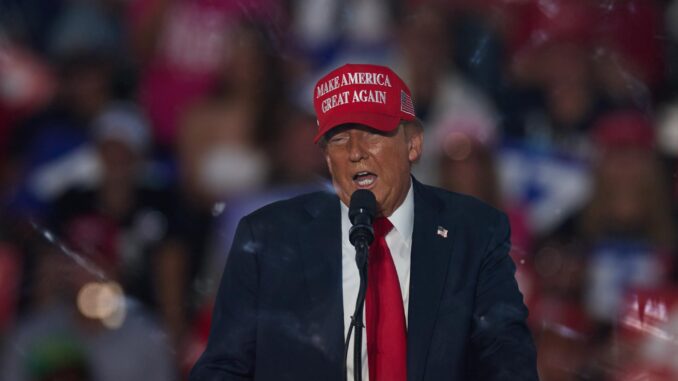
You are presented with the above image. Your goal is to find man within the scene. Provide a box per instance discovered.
[190,64,538,380]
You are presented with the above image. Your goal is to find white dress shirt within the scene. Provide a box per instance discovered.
[341,182,414,381]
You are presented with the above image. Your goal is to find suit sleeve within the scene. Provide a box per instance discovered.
[467,212,539,381]
[190,218,258,381]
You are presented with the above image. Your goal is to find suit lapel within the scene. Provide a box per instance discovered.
[407,180,456,381]
[298,192,345,381]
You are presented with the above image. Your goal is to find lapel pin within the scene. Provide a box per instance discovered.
[436,226,448,238]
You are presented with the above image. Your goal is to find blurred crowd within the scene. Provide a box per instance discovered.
[1,0,678,380]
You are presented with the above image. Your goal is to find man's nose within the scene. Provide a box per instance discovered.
[348,138,369,162]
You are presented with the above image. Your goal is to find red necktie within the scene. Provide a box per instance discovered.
[366,217,407,381]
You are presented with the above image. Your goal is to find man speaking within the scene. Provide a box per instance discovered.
[190,64,539,381]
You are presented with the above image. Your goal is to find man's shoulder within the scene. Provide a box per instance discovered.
[241,189,338,225]
[415,181,506,225]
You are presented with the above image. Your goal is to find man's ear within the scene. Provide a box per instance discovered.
[406,125,424,163]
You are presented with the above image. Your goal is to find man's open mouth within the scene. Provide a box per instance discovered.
[353,171,377,188]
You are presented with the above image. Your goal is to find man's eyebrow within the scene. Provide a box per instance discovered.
[324,126,350,140]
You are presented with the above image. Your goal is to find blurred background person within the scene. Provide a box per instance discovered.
[128,0,282,150]
[397,3,499,186]
[578,110,675,322]
[49,102,188,349]
[501,0,606,155]
[171,19,278,314]
[5,52,114,219]
[266,107,328,186]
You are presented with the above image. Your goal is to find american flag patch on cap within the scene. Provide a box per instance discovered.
[401,90,415,116]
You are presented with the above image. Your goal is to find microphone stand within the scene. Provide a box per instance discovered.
[350,240,369,381]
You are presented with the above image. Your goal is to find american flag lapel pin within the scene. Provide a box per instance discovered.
[436,226,448,238]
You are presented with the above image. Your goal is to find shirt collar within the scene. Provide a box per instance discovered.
[388,181,414,244]
[339,181,414,244]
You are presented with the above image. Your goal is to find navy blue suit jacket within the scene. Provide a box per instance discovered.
[190,179,538,380]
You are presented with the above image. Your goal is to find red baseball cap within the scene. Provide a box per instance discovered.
[312,63,416,143]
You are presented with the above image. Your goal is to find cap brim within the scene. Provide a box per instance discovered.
[314,112,402,143]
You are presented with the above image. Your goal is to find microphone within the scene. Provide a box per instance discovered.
[348,189,376,249]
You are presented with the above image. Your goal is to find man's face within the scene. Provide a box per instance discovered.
[323,123,423,217]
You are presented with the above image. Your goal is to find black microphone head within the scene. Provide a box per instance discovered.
[348,189,376,225]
